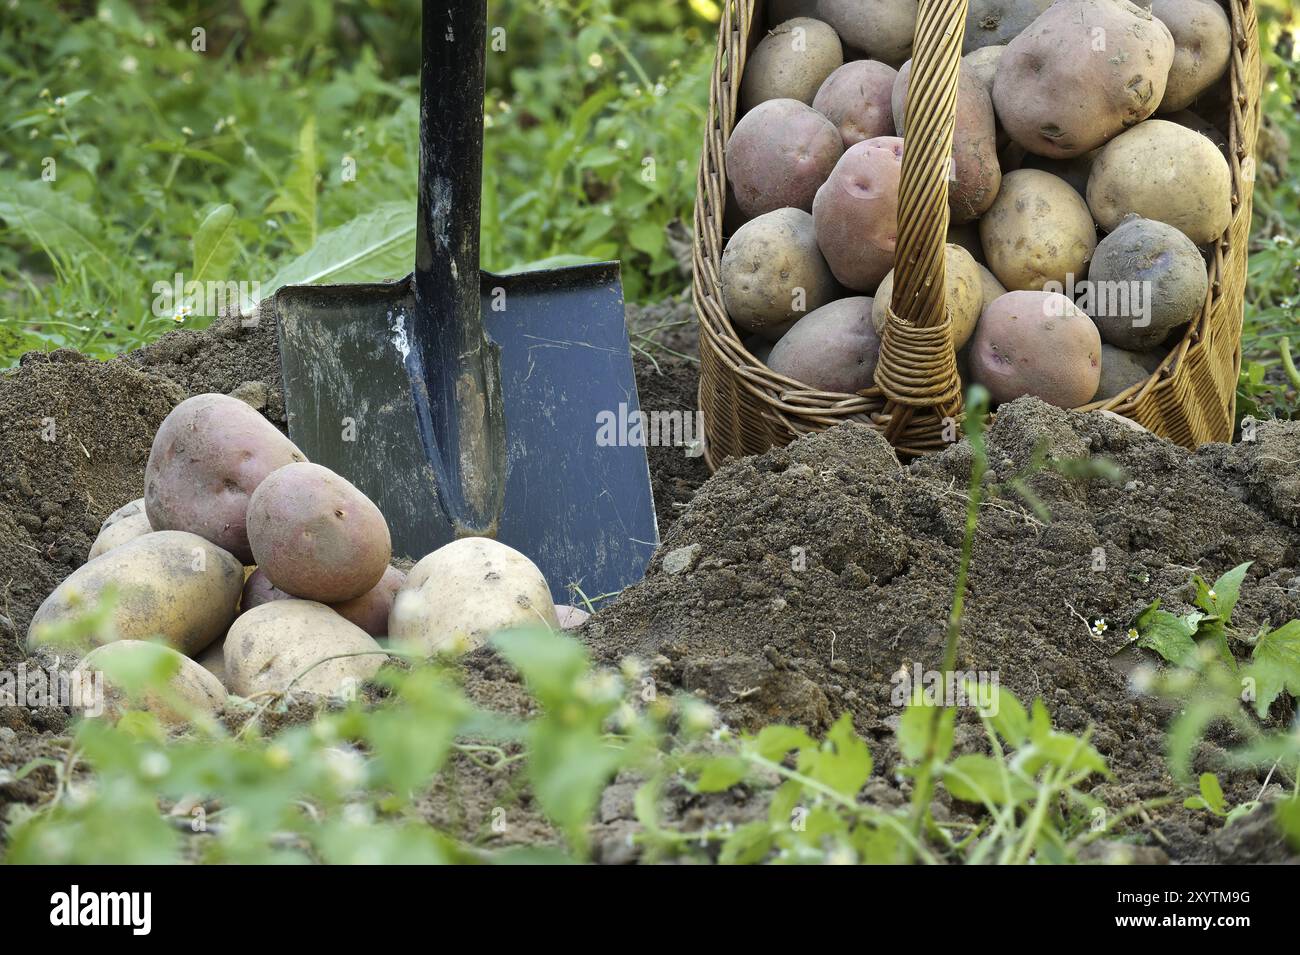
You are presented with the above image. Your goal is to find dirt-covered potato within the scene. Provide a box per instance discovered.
[72,640,227,725]
[224,600,385,697]
[993,0,1175,158]
[390,537,559,656]
[144,393,307,563]
[892,62,1002,222]
[1085,216,1208,349]
[1093,343,1164,401]
[726,99,843,218]
[740,17,843,111]
[812,136,904,291]
[979,169,1097,291]
[1165,109,1229,155]
[872,244,984,349]
[1087,119,1232,245]
[962,45,1005,92]
[969,291,1102,406]
[721,208,839,340]
[813,60,898,148]
[247,462,392,603]
[27,530,243,656]
[963,0,1053,53]
[976,263,1008,311]
[240,567,292,612]
[331,565,406,637]
[767,296,880,393]
[1153,0,1231,113]
[88,498,153,559]
[819,0,918,66]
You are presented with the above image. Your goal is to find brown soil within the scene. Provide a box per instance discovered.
[1,299,1298,863]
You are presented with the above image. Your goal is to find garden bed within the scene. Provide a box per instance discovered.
[1,300,1298,863]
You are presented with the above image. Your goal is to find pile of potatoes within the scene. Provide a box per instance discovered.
[28,393,578,725]
[722,0,1232,409]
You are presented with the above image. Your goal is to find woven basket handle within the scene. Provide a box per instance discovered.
[875,0,968,439]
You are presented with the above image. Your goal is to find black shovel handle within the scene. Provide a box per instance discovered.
[415,0,485,334]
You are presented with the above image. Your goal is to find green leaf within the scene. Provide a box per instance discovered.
[192,203,238,285]
[796,713,872,797]
[628,220,664,257]
[266,116,319,253]
[752,724,814,762]
[261,202,414,300]
[942,753,1034,807]
[693,755,749,792]
[0,178,110,279]
[1197,772,1227,814]
[527,723,622,844]
[1136,608,1202,666]
[1248,620,1300,716]
[898,698,956,763]
[973,681,1029,747]
[489,628,590,709]
[1205,562,1252,620]
[719,821,773,864]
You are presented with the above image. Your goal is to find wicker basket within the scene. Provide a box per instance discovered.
[694,0,1263,466]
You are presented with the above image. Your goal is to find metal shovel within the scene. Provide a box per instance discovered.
[274,0,658,603]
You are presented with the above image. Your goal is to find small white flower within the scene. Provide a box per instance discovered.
[1208,589,1217,600]
[587,52,603,68]
[1091,618,1108,637]
[653,82,667,97]
[54,96,66,107]
[181,126,193,137]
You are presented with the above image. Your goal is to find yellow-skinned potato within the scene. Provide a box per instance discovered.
[1086,120,1232,245]
[224,600,385,697]
[979,169,1098,291]
[976,263,1008,311]
[88,498,153,559]
[819,0,918,66]
[390,537,558,656]
[740,17,843,112]
[872,244,983,349]
[1153,0,1231,114]
[72,640,227,725]
[27,530,243,656]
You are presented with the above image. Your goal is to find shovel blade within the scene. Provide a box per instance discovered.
[275,263,659,603]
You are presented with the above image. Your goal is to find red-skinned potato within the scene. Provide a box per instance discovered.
[241,567,292,612]
[813,60,898,148]
[247,462,391,603]
[993,0,1175,158]
[726,99,843,218]
[144,393,306,563]
[812,136,904,291]
[767,296,881,393]
[893,61,1002,223]
[331,566,407,637]
[970,291,1102,407]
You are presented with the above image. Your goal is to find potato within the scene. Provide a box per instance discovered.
[555,604,591,630]
[390,537,559,656]
[1165,109,1229,155]
[892,62,1002,223]
[993,0,1175,158]
[1087,119,1232,245]
[27,530,243,656]
[240,567,292,613]
[819,0,918,66]
[767,296,880,393]
[979,169,1098,291]
[331,565,406,637]
[144,393,307,563]
[871,244,984,349]
[1093,344,1164,401]
[963,0,1052,53]
[962,45,1005,92]
[812,136,904,291]
[726,99,843,218]
[969,291,1102,407]
[72,640,227,725]
[88,498,153,559]
[1085,216,1208,349]
[196,637,228,689]
[740,17,843,112]
[246,462,392,603]
[812,60,898,148]
[1153,0,1231,113]
[721,208,839,340]
[224,600,385,697]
